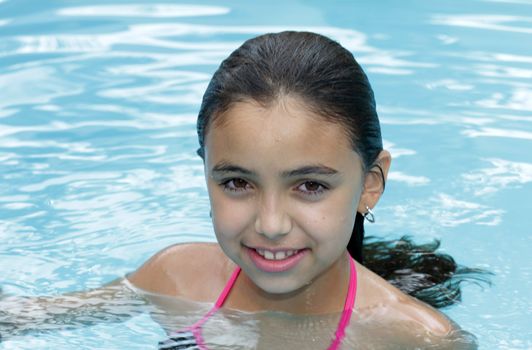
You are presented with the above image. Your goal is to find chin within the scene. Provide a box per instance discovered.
[250,272,311,296]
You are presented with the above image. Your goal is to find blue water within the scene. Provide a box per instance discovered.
[1,0,531,349]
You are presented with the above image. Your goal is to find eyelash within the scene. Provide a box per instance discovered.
[296,181,329,197]
[220,178,252,193]
[219,178,329,198]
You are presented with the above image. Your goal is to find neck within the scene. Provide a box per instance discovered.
[228,251,351,315]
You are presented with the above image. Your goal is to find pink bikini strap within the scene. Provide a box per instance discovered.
[327,257,357,350]
[214,266,242,308]
[184,258,355,350]
[183,266,241,335]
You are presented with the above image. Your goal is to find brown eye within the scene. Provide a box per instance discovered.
[304,181,321,192]
[296,181,328,197]
[222,178,251,193]
[233,178,248,188]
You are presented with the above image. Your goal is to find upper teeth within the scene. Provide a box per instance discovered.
[256,249,298,260]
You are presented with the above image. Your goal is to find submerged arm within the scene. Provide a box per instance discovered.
[0,278,149,341]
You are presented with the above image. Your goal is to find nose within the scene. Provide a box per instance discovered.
[254,193,292,240]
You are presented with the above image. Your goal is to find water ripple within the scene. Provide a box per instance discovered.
[462,126,532,140]
[462,158,532,196]
[0,66,82,108]
[476,88,532,112]
[57,4,230,18]
[431,14,532,34]
[388,171,430,186]
[381,193,504,234]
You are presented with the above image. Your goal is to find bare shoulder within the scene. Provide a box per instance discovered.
[127,242,234,301]
[355,262,455,337]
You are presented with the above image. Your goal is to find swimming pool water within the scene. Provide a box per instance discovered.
[1,0,531,349]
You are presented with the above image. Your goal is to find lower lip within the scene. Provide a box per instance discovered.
[246,247,308,273]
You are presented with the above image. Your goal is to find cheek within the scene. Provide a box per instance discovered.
[296,190,359,244]
[209,189,254,241]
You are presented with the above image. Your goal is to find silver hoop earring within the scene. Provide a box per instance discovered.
[363,206,375,223]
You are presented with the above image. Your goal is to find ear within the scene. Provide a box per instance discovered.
[357,150,392,213]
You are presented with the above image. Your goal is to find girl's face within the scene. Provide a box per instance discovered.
[204,97,365,295]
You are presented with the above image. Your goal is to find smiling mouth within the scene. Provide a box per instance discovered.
[254,248,300,260]
[245,246,309,273]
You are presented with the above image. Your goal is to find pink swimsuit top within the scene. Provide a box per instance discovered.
[159,256,357,350]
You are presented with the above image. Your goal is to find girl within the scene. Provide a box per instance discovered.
[1,31,484,349]
[129,31,480,349]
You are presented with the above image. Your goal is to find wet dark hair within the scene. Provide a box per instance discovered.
[196,31,490,308]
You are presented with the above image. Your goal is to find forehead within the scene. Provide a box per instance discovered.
[204,97,361,172]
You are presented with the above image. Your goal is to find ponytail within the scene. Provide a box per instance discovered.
[347,223,491,308]
[347,212,365,264]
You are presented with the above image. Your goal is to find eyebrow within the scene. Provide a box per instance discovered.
[211,161,339,178]
[211,162,254,176]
